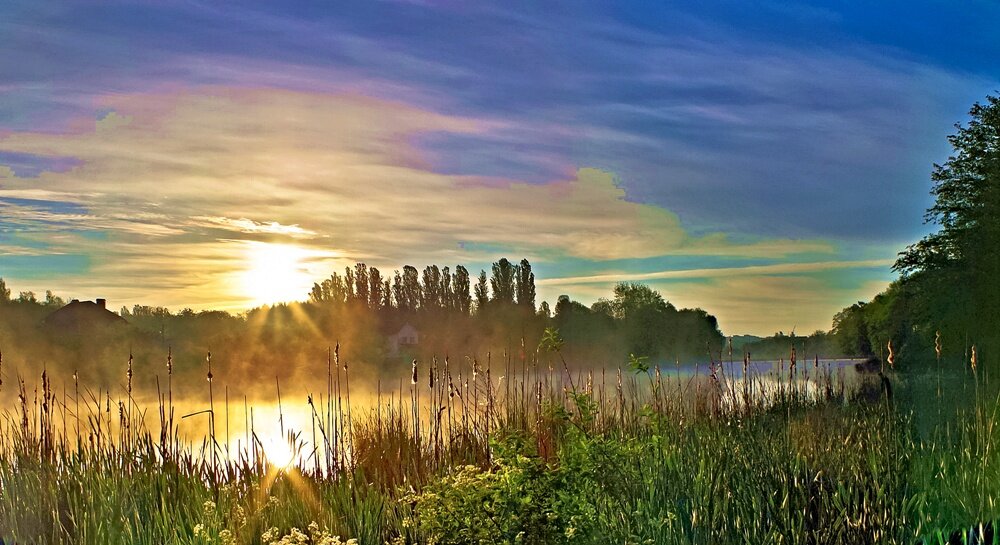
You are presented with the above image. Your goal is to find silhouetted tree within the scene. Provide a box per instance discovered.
[0,278,10,304]
[44,290,64,308]
[440,266,453,310]
[382,279,392,309]
[354,263,370,307]
[421,265,442,310]
[490,258,516,305]
[454,266,472,315]
[393,270,404,311]
[344,267,356,302]
[515,258,536,311]
[402,265,421,312]
[832,302,873,356]
[538,300,551,319]
[474,270,489,311]
[369,266,384,310]
[893,94,1000,360]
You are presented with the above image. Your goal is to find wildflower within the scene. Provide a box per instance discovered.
[203,500,216,515]
[233,505,247,527]
[193,524,205,537]
[261,527,279,542]
[288,527,308,543]
[219,529,235,545]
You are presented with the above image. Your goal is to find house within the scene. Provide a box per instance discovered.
[44,298,127,334]
[387,323,419,356]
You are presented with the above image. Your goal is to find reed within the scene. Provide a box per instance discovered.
[0,340,997,545]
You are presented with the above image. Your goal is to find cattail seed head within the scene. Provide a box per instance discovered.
[126,353,133,393]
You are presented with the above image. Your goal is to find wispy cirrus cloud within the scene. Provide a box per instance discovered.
[2,1,997,333]
[0,86,842,328]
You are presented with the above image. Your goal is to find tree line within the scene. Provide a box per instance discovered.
[831,94,1000,369]
[308,257,536,315]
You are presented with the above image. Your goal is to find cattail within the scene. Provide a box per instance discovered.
[206,351,213,383]
[935,331,942,361]
[886,340,894,369]
[126,352,133,394]
[971,345,977,373]
[166,347,173,376]
[411,359,418,385]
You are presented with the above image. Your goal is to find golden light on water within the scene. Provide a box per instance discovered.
[240,242,318,306]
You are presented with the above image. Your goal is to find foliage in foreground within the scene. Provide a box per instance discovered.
[2,349,1000,544]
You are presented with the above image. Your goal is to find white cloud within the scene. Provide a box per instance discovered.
[0,86,849,319]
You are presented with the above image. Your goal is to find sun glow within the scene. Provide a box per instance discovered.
[263,434,297,469]
[240,242,318,306]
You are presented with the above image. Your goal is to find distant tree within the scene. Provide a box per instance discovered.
[515,258,536,311]
[393,270,404,311]
[453,265,472,315]
[0,278,10,304]
[440,266,453,310]
[354,263,370,307]
[832,302,873,356]
[381,279,392,309]
[369,266,384,310]
[402,265,421,311]
[44,290,64,308]
[17,291,37,304]
[591,298,614,318]
[538,300,551,319]
[344,267,356,302]
[490,258,516,305]
[474,270,489,311]
[309,282,326,303]
[421,265,442,310]
[310,271,349,304]
[608,282,673,320]
[607,283,675,358]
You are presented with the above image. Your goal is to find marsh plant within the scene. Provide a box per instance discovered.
[1,333,999,545]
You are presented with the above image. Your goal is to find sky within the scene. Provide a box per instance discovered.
[0,1,998,336]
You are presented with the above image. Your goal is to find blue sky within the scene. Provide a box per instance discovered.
[0,1,997,334]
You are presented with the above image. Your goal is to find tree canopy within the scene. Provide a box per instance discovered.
[835,95,1000,367]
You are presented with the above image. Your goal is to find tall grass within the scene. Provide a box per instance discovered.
[0,338,998,544]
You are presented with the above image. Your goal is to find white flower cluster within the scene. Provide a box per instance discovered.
[261,522,358,545]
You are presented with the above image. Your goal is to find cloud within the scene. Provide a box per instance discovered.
[192,216,317,238]
[537,259,893,286]
[0,86,876,330]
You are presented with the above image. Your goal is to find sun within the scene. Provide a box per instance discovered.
[263,434,297,469]
[240,242,316,306]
